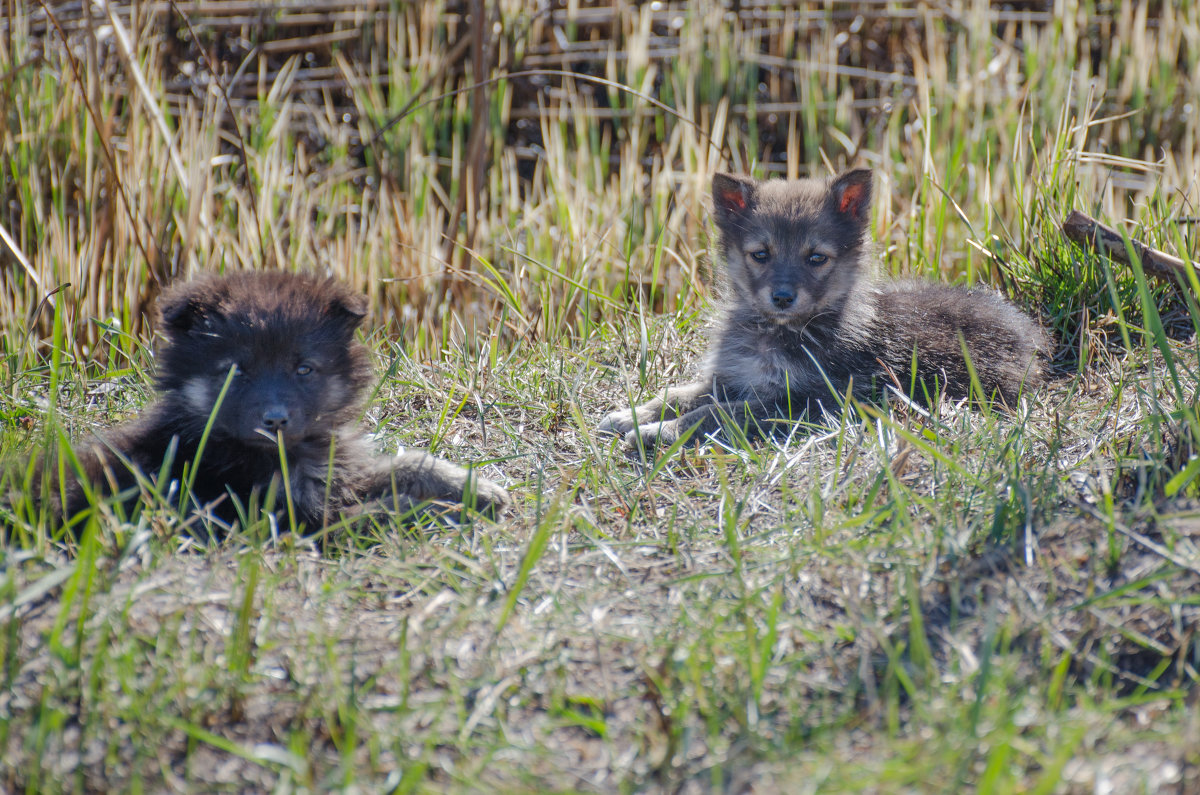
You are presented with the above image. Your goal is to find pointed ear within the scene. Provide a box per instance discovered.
[712,173,757,220]
[828,169,873,222]
[158,291,216,339]
[325,289,368,332]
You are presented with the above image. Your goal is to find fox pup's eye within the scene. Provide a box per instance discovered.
[750,248,770,263]
[296,364,314,376]
[808,253,829,266]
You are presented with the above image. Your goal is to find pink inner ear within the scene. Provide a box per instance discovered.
[839,183,866,216]
[718,187,747,211]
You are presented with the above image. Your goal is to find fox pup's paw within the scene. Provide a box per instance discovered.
[620,421,681,455]
[597,408,637,437]
[390,451,510,520]
[460,474,511,519]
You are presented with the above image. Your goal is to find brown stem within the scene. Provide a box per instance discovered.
[1062,210,1197,284]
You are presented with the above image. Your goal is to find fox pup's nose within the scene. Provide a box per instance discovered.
[771,288,796,309]
[261,406,290,432]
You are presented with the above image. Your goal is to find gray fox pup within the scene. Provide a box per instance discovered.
[63,271,509,532]
[599,169,1049,450]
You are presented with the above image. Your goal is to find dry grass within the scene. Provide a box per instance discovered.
[4,1,1200,792]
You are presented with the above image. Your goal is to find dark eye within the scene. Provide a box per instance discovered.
[750,248,770,263]
[296,364,313,376]
[808,253,828,266]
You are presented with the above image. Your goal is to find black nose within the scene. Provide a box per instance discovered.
[771,288,795,309]
[261,406,290,432]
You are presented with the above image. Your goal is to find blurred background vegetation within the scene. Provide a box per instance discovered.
[2,0,1196,366]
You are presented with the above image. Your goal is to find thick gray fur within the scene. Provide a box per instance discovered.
[598,170,1050,451]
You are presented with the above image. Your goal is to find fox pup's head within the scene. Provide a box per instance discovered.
[712,169,872,326]
[155,271,372,449]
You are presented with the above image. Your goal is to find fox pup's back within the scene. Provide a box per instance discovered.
[873,281,1048,405]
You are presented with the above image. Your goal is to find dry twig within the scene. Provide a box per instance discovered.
[1062,209,1198,284]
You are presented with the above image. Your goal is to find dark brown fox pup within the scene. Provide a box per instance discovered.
[62,271,509,533]
[599,169,1049,450]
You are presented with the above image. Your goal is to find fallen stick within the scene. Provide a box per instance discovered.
[1062,210,1199,283]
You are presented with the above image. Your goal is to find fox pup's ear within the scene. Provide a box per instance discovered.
[712,173,757,218]
[828,169,873,222]
[326,291,368,331]
[158,292,216,338]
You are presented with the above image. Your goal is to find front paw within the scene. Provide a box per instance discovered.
[620,421,681,455]
[597,408,637,436]
[462,474,511,519]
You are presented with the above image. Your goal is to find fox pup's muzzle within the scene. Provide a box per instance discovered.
[260,405,290,433]
[771,287,796,309]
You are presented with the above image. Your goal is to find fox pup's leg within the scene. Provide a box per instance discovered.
[620,397,775,453]
[597,381,712,437]
[367,451,510,519]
